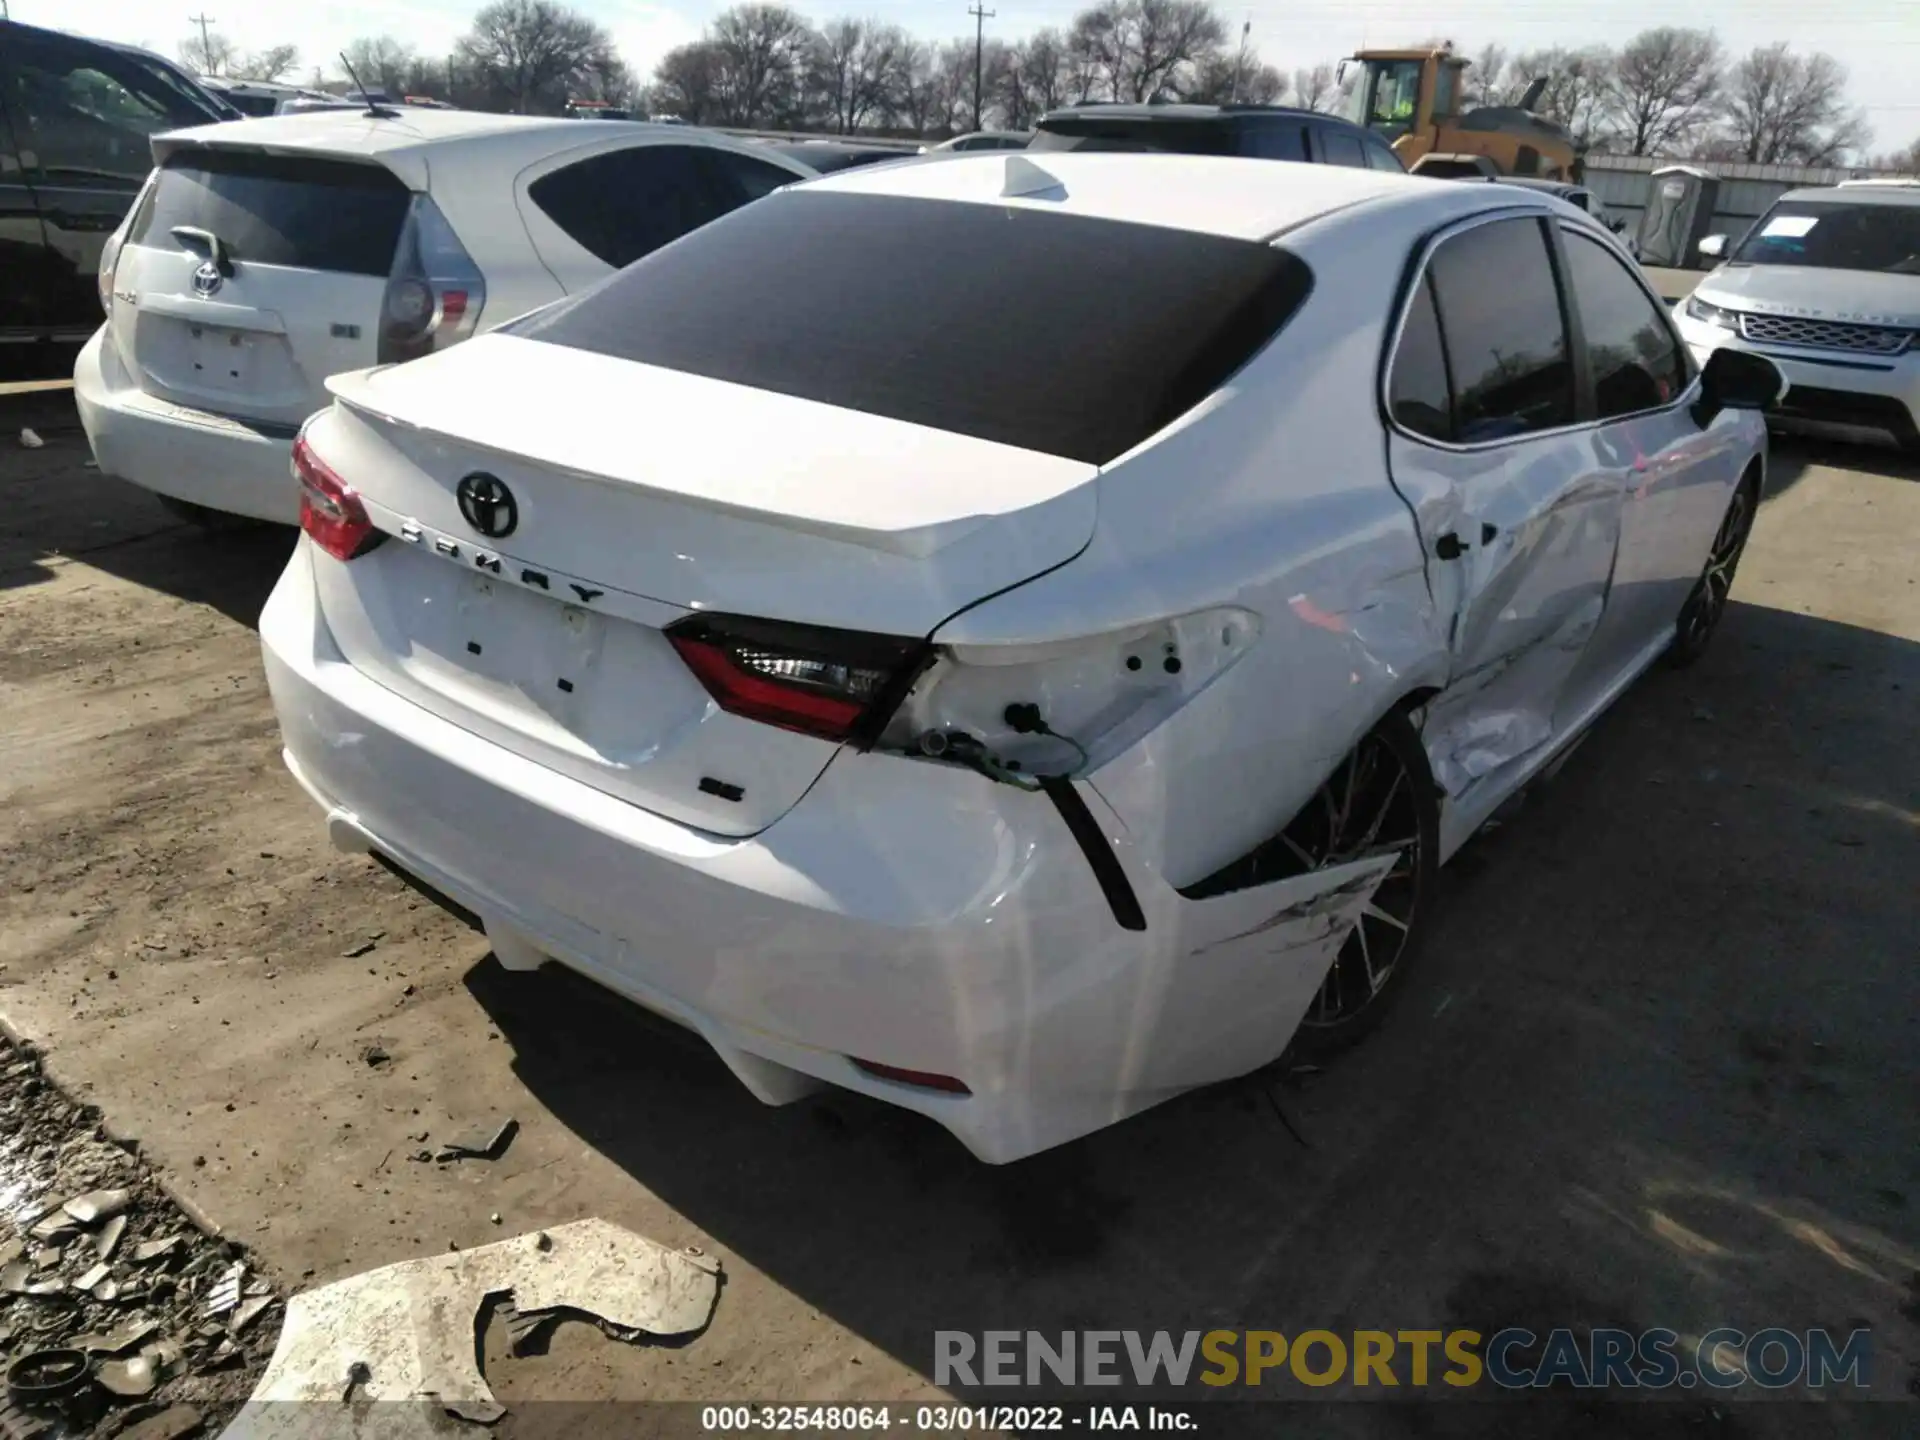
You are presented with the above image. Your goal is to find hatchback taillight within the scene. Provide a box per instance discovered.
[295,435,383,561]
[667,616,925,743]
[378,194,485,365]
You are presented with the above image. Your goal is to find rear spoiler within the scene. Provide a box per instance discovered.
[150,128,430,190]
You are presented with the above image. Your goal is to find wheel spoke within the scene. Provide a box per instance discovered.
[1353,924,1379,995]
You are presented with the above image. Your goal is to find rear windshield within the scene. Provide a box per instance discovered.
[131,149,413,276]
[1030,122,1234,157]
[1732,200,1920,274]
[505,190,1312,465]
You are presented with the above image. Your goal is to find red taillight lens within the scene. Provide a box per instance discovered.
[294,435,383,562]
[666,616,924,743]
[850,1059,972,1095]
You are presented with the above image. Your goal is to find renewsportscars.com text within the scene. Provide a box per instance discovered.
[934,1327,1874,1391]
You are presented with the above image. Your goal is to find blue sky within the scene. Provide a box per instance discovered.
[24,0,1919,151]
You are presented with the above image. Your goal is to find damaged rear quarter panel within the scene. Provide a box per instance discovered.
[935,272,1450,890]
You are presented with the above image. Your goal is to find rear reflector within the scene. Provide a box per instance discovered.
[850,1059,972,1095]
[294,434,382,561]
[666,615,923,743]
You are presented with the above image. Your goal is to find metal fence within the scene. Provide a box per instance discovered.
[1585,155,1918,265]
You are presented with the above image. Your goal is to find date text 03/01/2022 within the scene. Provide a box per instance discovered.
[700,1404,1196,1430]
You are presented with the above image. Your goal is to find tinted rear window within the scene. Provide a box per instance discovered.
[1029,122,1235,157]
[131,149,412,275]
[505,190,1314,465]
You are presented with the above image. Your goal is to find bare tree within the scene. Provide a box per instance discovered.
[457,0,618,114]
[1181,50,1281,105]
[178,31,236,77]
[706,4,816,126]
[999,27,1069,123]
[1068,0,1226,105]
[1604,27,1722,157]
[1716,44,1869,165]
[1872,136,1920,174]
[233,45,300,83]
[1463,44,1509,108]
[1292,63,1339,114]
[1511,46,1614,146]
[808,18,903,132]
[340,36,416,97]
[651,41,725,123]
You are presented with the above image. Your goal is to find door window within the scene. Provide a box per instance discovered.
[1317,130,1367,167]
[1423,217,1575,443]
[4,29,210,187]
[1363,136,1404,172]
[528,145,729,270]
[1240,124,1306,162]
[1387,274,1452,441]
[1561,231,1688,418]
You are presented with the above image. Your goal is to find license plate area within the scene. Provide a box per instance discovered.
[181,322,255,391]
[434,569,607,720]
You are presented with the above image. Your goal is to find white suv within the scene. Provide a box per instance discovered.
[76,109,813,524]
[1675,184,1920,454]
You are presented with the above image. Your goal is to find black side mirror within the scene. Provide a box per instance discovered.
[1693,348,1787,428]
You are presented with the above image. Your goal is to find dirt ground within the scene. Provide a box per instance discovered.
[2,385,1916,1436]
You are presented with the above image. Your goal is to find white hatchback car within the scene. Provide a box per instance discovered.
[1678,184,1920,454]
[263,154,1781,1163]
[75,109,813,525]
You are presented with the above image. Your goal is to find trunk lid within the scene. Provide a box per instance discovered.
[110,146,414,429]
[308,333,1098,836]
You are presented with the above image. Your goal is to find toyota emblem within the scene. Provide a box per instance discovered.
[456,472,518,539]
[191,260,224,298]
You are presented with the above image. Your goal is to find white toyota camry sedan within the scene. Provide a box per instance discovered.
[261,153,1784,1163]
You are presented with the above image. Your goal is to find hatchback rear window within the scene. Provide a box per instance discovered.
[131,149,412,276]
[506,190,1313,465]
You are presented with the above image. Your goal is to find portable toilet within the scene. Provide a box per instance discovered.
[1636,165,1722,268]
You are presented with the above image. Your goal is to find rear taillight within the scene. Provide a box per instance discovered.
[98,171,155,316]
[378,194,486,365]
[666,616,925,743]
[294,435,383,561]
[849,1059,971,1095]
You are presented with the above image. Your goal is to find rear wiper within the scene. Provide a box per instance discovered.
[171,225,234,276]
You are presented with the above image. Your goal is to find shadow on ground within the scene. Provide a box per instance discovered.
[1767,433,1918,497]
[465,598,1920,1430]
[0,413,293,626]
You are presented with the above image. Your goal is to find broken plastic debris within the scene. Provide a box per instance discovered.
[132,1235,184,1264]
[97,1352,162,1398]
[27,1212,78,1243]
[436,1117,517,1161]
[230,1219,720,1436]
[0,1260,30,1294]
[19,428,44,449]
[73,1263,109,1292]
[116,1402,203,1440]
[74,1317,161,1355]
[205,1261,245,1317]
[94,1214,128,1261]
[230,1295,273,1335]
[63,1188,132,1225]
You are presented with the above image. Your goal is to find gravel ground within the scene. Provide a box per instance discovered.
[0,1032,274,1438]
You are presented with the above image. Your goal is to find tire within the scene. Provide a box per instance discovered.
[1666,467,1759,669]
[1285,710,1442,1061]
[156,495,264,532]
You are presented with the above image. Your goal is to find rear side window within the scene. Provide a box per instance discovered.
[1241,124,1306,162]
[1425,217,1574,442]
[703,149,800,203]
[1562,231,1687,418]
[1388,275,1452,441]
[1317,130,1367,167]
[506,190,1315,466]
[131,149,411,274]
[529,144,729,269]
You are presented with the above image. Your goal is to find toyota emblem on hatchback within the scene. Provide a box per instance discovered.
[457,473,518,538]
[191,260,223,297]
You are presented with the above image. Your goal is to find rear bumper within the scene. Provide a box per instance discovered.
[261,540,1379,1162]
[74,328,303,524]
[1675,312,1920,444]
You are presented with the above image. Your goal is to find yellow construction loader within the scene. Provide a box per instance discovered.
[1338,47,1584,182]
